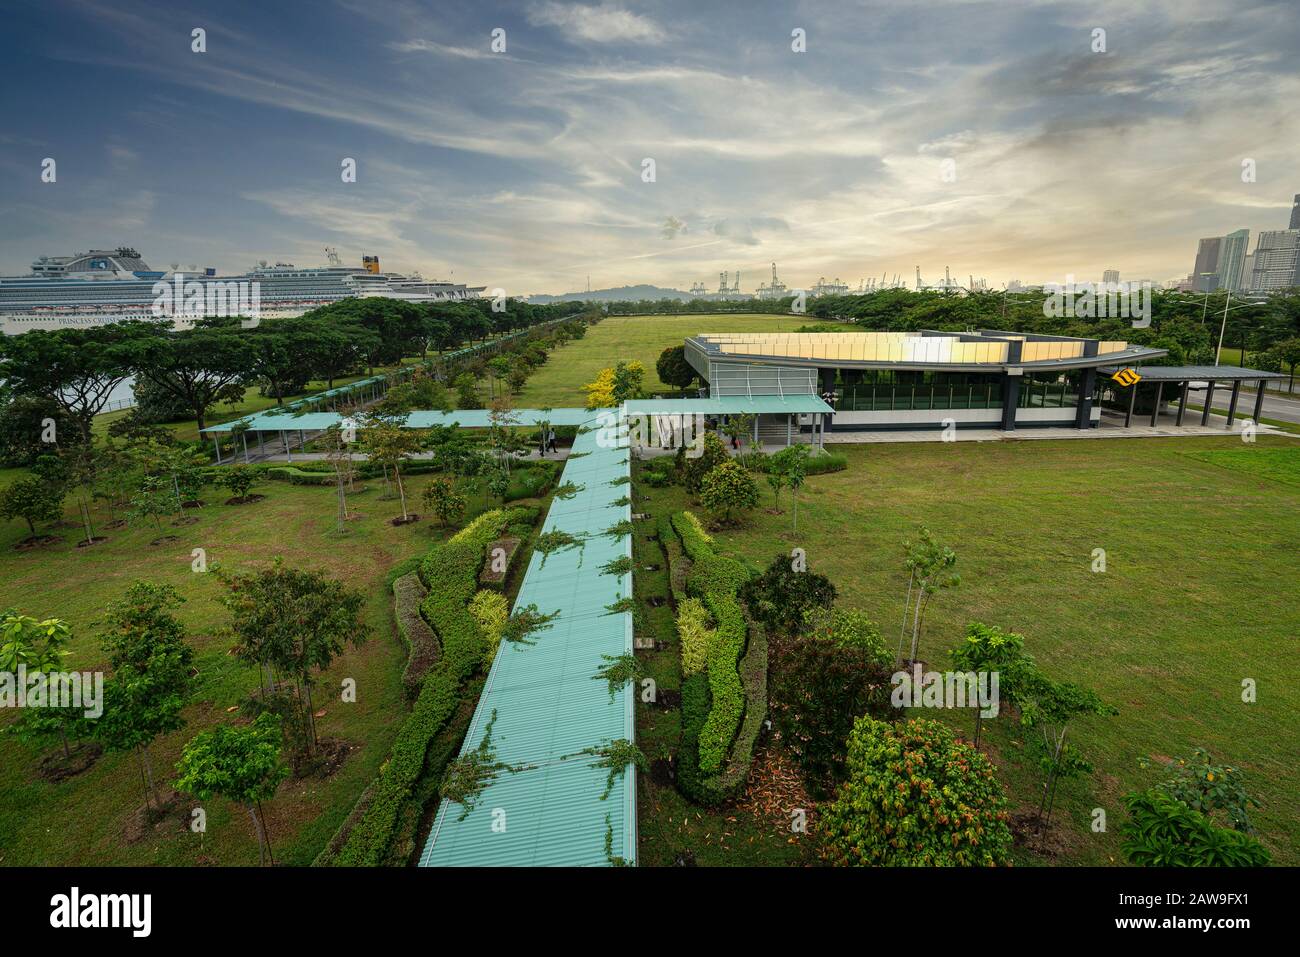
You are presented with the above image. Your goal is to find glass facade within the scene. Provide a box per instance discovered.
[835,371,1004,411]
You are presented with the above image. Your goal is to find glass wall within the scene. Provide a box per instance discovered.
[836,371,1004,411]
[1015,369,1096,410]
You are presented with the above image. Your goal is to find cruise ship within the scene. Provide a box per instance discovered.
[1,247,486,334]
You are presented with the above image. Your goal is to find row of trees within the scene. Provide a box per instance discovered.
[0,296,590,466]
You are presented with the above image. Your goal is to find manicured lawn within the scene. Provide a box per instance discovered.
[517,314,811,408]
[0,471,531,866]
[637,434,1300,865]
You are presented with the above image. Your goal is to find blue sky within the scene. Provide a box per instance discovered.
[1,0,1298,294]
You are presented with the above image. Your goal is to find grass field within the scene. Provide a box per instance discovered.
[0,471,537,866]
[517,314,811,407]
[635,435,1300,865]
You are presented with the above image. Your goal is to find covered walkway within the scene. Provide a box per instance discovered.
[1099,365,1286,429]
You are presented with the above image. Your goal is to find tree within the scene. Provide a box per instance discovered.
[128,475,172,531]
[899,527,959,666]
[682,431,729,493]
[363,417,422,521]
[323,420,359,532]
[174,713,290,866]
[1,475,65,538]
[819,717,1013,866]
[422,476,467,528]
[217,464,260,503]
[1018,671,1116,828]
[122,321,254,432]
[217,560,369,762]
[0,612,85,761]
[453,373,483,410]
[656,344,696,393]
[699,459,758,525]
[94,582,195,810]
[0,396,79,467]
[948,622,1034,749]
[769,443,810,530]
[0,325,142,446]
[769,612,892,796]
[738,552,838,641]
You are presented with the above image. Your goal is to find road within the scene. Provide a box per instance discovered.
[1199,387,1300,425]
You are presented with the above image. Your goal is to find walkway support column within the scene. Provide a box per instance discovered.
[1201,381,1216,426]
[242,432,250,463]
[1125,383,1137,427]
[1150,382,1164,428]
[212,435,221,465]
[786,414,792,447]
[1253,380,1266,424]
[1001,370,1022,431]
[1226,380,1242,428]
[1176,381,1189,426]
[1074,368,1097,429]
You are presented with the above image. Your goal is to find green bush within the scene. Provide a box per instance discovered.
[819,717,1013,867]
[696,592,746,774]
[266,466,335,486]
[676,597,712,677]
[393,572,438,698]
[1120,789,1271,867]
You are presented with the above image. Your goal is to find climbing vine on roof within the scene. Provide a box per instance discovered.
[593,653,643,701]
[502,604,561,646]
[439,710,518,821]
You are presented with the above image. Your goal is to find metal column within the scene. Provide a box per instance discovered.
[1149,382,1163,427]
[1201,381,1216,426]
[1176,381,1189,426]
[1225,381,1241,428]
[1125,384,1137,427]
[1252,380,1266,425]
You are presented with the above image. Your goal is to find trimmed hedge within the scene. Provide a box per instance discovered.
[657,515,689,606]
[393,572,438,698]
[672,511,714,561]
[697,592,746,774]
[469,590,509,665]
[327,507,531,866]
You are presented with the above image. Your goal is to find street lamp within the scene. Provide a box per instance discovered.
[1214,292,1268,366]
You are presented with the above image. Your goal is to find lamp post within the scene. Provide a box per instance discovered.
[1214,295,1266,366]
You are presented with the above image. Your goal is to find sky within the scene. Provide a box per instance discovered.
[1,0,1298,296]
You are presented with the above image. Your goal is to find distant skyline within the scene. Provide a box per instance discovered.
[2,0,1299,294]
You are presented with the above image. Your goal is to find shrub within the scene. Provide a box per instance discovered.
[393,572,438,697]
[696,592,746,774]
[771,625,894,796]
[1120,789,1271,867]
[672,510,714,560]
[820,717,1013,867]
[675,597,712,677]
[745,451,848,476]
[699,460,759,524]
[469,590,509,664]
[738,553,838,641]
[682,432,729,493]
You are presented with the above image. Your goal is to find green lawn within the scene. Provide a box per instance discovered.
[636,435,1300,865]
[517,314,811,407]
[0,471,532,866]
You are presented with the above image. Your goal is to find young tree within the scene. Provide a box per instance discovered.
[174,713,290,866]
[217,464,260,503]
[128,475,172,531]
[94,582,196,810]
[948,622,1034,749]
[899,527,960,666]
[323,420,359,532]
[1019,671,1117,828]
[422,476,467,528]
[699,460,758,525]
[769,444,810,531]
[363,417,422,521]
[0,613,84,761]
[217,561,369,760]
[0,476,65,539]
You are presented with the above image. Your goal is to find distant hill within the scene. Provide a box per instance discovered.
[527,284,692,303]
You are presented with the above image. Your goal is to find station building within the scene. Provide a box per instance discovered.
[683,330,1169,434]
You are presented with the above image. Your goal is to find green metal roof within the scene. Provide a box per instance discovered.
[419,422,636,866]
[201,407,599,433]
[621,394,832,416]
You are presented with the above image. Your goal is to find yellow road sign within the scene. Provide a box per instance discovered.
[1112,368,1142,387]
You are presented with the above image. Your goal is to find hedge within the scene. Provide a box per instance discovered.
[328,507,530,866]
[469,590,509,665]
[672,511,714,561]
[393,572,438,698]
[739,451,848,476]
[657,515,689,606]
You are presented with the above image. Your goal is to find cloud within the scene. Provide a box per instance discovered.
[526,2,668,44]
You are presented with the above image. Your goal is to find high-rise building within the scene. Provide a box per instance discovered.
[1241,253,1255,293]
[1290,194,1300,230]
[1217,229,1250,293]
[1102,269,1120,285]
[1192,236,1222,292]
[1249,230,1300,293]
